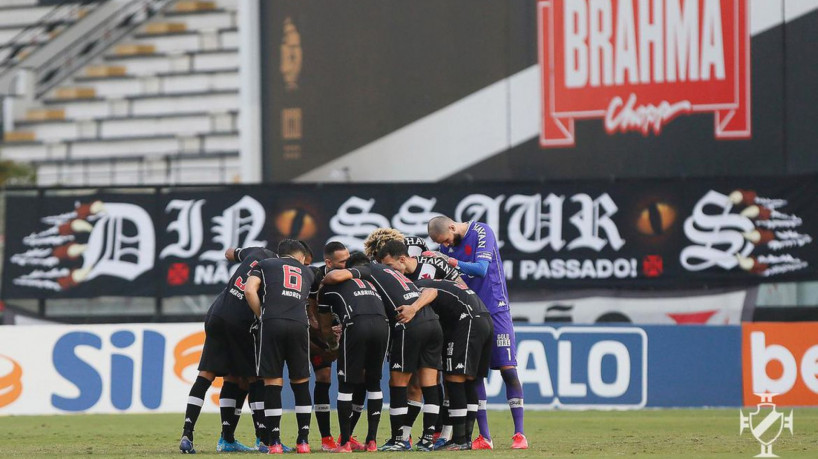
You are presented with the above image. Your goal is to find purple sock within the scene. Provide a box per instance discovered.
[501,368,525,435]
[475,379,491,440]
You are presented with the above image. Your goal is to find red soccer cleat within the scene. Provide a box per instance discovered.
[471,435,494,450]
[330,442,352,453]
[267,443,284,454]
[321,436,338,452]
[365,440,378,452]
[347,436,365,451]
[296,442,311,454]
[432,432,441,442]
[511,433,528,449]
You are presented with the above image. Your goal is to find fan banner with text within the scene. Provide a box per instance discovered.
[2,176,816,298]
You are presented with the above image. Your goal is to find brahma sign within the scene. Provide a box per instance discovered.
[538,0,750,146]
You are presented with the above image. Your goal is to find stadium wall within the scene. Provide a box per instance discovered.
[2,323,816,415]
[258,0,818,183]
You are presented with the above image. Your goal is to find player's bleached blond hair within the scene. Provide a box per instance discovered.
[364,227,405,259]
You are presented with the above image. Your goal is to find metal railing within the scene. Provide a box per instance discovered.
[0,1,101,75]
[0,0,175,133]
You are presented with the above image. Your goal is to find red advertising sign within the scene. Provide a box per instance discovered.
[538,0,750,147]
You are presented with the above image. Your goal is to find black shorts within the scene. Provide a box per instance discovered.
[337,315,390,384]
[257,318,310,380]
[390,319,443,373]
[443,314,493,378]
[310,328,336,371]
[198,314,256,377]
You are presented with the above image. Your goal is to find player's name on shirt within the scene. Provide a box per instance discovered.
[281,289,305,299]
[353,289,379,298]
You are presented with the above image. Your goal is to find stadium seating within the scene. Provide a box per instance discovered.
[0,0,241,185]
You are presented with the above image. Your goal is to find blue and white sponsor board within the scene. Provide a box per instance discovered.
[0,323,742,415]
[487,325,742,409]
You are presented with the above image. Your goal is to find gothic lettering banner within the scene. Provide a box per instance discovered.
[3,176,816,298]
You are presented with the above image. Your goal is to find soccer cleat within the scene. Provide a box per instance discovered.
[471,434,494,450]
[432,437,449,451]
[415,439,435,452]
[321,436,338,452]
[256,438,269,453]
[444,441,471,451]
[346,436,365,451]
[336,435,364,452]
[378,440,410,452]
[180,435,196,454]
[432,432,441,442]
[267,443,284,454]
[282,443,294,453]
[217,438,255,452]
[511,432,528,449]
[365,440,378,452]
[330,442,352,453]
[296,441,311,454]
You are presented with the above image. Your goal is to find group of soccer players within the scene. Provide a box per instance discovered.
[179,216,528,453]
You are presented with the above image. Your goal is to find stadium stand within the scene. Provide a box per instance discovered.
[0,0,240,185]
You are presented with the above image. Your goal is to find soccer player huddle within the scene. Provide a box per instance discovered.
[179,216,527,454]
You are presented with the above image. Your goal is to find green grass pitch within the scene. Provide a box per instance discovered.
[1,409,816,458]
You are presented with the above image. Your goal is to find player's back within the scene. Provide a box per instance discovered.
[318,278,386,324]
[415,278,489,324]
[406,255,461,282]
[404,236,429,257]
[349,262,438,325]
[253,256,314,325]
[211,247,276,325]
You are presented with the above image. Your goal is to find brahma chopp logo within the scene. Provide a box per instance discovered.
[0,354,23,408]
[537,0,750,147]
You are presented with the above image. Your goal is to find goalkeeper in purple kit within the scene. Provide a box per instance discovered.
[427,216,527,450]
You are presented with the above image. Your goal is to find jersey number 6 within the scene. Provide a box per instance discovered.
[283,265,303,291]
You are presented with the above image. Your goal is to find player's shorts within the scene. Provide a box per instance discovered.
[337,315,390,384]
[310,328,335,371]
[390,318,443,373]
[489,309,518,369]
[443,314,493,378]
[198,313,256,377]
[257,318,310,380]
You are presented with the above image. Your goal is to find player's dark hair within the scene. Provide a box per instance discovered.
[324,241,347,257]
[346,251,371,268]
[298,240,314,260]
[278,238,306,258]
[377,239,409,261]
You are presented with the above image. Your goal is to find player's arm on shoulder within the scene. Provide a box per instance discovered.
[226,247,240,262]
[322,268,353,285]
[396,287,438,323]
[244,275,263,318]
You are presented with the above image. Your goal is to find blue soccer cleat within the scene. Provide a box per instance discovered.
[216,436,255,452]
[256,437,269,453]
[432,437,449,450]
[180,435,196,454]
